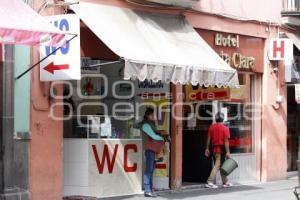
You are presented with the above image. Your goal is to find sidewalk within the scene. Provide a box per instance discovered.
[103,177,299,200]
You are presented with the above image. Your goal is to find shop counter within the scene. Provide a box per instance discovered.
[63,138,143,198]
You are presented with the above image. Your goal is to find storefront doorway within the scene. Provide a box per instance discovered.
[287,85,300,172]
[182,73,256,185]
[182,102,213,184]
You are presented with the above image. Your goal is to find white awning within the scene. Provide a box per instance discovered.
[287,33,300,50]
[71,2,239,87]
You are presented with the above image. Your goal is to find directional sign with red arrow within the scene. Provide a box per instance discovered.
[40,14,80,81]
[44,62,69,74]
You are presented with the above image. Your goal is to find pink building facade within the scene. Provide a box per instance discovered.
[26,0,291,199]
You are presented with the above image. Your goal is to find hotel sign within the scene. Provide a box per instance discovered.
[198,30,264,73]
[219,51,255,70]
[215,33,255,71]
[215,33,240,48]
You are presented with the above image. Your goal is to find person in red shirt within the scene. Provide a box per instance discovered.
[205,112,232,188]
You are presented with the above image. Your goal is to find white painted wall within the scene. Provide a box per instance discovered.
[216,154,257,184]
[64,139,89,196]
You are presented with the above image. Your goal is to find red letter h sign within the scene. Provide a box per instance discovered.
[273,40,285,59]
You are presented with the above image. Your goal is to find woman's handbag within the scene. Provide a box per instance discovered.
[144,136,164,153]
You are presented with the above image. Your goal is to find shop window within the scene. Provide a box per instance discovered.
[221,73,255,154]
[183,73,255,154]
[63,58,171,139]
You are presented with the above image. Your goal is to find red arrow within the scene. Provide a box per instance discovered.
[44,62,69,74]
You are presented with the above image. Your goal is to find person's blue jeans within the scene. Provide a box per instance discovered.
[144,150,156,193]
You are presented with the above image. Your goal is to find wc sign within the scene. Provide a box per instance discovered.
[40,14,81,81]
[88,140,142,197]
[269,38,293,61]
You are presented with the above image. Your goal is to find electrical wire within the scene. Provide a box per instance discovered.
[37,0,49,13]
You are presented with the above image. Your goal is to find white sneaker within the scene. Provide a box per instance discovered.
[223,183,233,188]
[205,183,218,189]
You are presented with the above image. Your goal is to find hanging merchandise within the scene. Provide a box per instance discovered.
[83,77,94,95]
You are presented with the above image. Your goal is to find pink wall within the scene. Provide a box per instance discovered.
[29,57,64,200]
[255,75,263,181]
[29,2,64,200]
[194,0,282,23]
[261,33,288,180]
[170,85,183,190]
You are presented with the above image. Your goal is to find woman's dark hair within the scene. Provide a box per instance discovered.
[215,112,224,123]
[144,107,154,121]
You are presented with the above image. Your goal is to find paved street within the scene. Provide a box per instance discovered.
[104,178,299,200]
